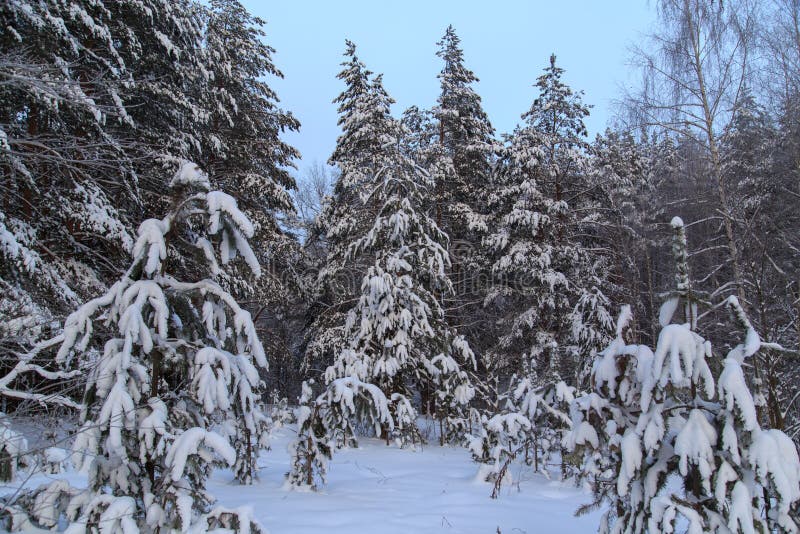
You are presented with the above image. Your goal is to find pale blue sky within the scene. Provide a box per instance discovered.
[242,1,655,171]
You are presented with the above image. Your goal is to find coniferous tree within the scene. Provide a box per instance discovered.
[201,0,303,397]
[292,47,477,489]
[429,26,496,369]
[8,163,268,532]
[321,69,475,444]
[288,377,393,490]
[486,55,611,387]
[566,218,800,533]
[0,0,141,346]
[0,1,301,410]
[304,41,382,374]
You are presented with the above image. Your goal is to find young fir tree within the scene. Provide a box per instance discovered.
[8,163,268,532]
[565,217,800,534]
[288,377,393,490]
[467,364,575,493]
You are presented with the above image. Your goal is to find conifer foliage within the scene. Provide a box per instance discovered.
[485,54,596,380]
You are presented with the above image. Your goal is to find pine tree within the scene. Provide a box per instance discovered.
[0,0,141,347]
[304,41,383,374]
[9,163,267,532]
[566,218,800,533]
[200,0,303,399]
[484,122,572,380]
[524,54,590,206]
[429,26,496,370]
[485,55,609,386]
[431,25,495,230]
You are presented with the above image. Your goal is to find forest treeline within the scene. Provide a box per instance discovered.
[1,0,799,531]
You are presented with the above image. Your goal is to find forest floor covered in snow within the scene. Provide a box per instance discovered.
[1,422,602,533]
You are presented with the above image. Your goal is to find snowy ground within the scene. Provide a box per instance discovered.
[2,424,602,533]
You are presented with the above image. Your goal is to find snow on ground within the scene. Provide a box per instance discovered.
[2,424,602,534]
[209,426,602,534]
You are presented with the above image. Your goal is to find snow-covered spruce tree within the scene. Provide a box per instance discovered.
[314,59,474,448]
[484,122,570,381]
[304,40,383,374]
[564,304,655,521]
[526,54,614,384]
[104,0,210,171]
[288,380,331,490]
[565,220,800,534]
[7,163,267,532]
[432,26,495,211]
[468,409,533,498]
[203,0,299,208]
[428,27,496,364]
[200,0,304,402]
[306,43,476,448]
[322,92,476,446]
[569,282,615,387]
[431,336,478,445]
[475,93,583,484]
[485,54,610,385]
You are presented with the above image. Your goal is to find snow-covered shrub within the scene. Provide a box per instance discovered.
[511,374,575,476]
[269,393,295,427]
[288,377,394,489]
[469,411,532,496]
[40,447,69,475]
[468,370,574,496]
[288,381,329,489]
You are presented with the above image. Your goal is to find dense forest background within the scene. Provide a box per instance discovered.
[0,0,800,436]
[5,0,797,431]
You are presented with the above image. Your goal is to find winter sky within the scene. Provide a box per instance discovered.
[243,0,656,171]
